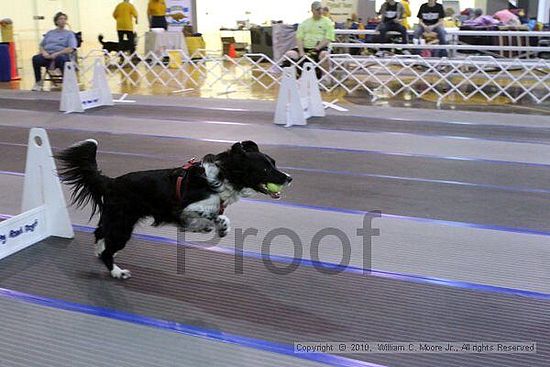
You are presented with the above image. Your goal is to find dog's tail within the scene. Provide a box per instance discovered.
[55,139,111,218]
[98,34,104,45]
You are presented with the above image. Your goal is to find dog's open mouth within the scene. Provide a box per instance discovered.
[257,183,282,199]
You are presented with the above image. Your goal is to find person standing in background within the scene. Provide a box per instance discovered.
[401,0,412,29]
[148,0,167,30]
[113,0,138,54]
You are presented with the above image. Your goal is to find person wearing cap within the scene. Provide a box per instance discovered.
[282,1,335,72]
[31,12,77,91]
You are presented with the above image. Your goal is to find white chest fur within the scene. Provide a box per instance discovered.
[183,194,222,216]
[179,163,255,235]
[181,182,254,218]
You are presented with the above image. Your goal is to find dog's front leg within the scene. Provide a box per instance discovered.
[190,211,231,237]
[194,210,230,237]
[179,214,214,234]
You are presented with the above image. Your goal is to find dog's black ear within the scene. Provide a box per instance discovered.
[241,140,259,152]
[231,142,245,155]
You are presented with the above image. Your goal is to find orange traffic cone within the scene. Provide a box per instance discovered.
[228,43,237,58]
[8,42,20,80]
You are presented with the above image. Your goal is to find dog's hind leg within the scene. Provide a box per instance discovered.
[100,212,136,279]
[101,235,132,279]
[94,217,119,258]
[94,218,105,257]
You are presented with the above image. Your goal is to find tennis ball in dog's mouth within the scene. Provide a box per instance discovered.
[266,183,282,193]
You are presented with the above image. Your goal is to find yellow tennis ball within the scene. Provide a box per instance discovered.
[266,183,282,193]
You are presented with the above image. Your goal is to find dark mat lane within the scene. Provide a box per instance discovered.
[0,232,548,367]
[1,127,550,232]
[2,125,550,190]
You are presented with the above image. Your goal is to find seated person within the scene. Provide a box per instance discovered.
[493,9,521,26]
[414,0,447,57]
[462,8,500,27]
[31,12,77,91]
[322,7,334,22]
[376,0,408,45]
[443,8,459,28]
[282,1,335,74]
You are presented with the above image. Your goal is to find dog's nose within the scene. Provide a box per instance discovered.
[286,175,293,183]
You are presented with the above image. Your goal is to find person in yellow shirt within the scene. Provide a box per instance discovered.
[283,2,334,64]
[113,0,138,54]
[148,0,167,30]
[401,0,412,29]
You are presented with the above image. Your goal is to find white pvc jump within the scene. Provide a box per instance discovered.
[0,128,74,260]
[60,59,113,113]
[274,63,325,127]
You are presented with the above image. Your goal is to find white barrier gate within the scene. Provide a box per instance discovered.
[0,128,74,260]
[60,59,113,113]
[274,63,325,127]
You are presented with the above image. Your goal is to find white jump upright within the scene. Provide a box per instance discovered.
[60,58,113,113]
[274,62,325,127]
[0,128,74,260]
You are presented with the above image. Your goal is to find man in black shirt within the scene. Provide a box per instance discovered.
[377,0,408,45]
[414,0,447,56]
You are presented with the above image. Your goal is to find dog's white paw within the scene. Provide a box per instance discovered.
[215,215,230,237]
[111,265,131,279]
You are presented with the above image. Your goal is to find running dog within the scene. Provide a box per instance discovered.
[56,140,292,279]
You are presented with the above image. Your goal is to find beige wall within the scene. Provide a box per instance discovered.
[1,0,152,54]
[196,0,312,52]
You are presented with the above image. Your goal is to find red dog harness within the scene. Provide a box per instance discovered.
[175,158,226,215]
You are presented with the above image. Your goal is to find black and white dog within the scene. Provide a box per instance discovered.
[56,140,291,279]
[98,33,137,54]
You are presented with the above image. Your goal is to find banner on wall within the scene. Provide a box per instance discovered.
[324,0,358,22]
[166,0,193,31]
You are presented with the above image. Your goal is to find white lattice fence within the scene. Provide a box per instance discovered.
[79,50,550,105]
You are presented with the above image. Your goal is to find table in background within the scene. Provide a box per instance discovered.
[144,31,188,59]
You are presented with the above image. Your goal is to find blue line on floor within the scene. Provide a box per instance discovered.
[241,199,550,237]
